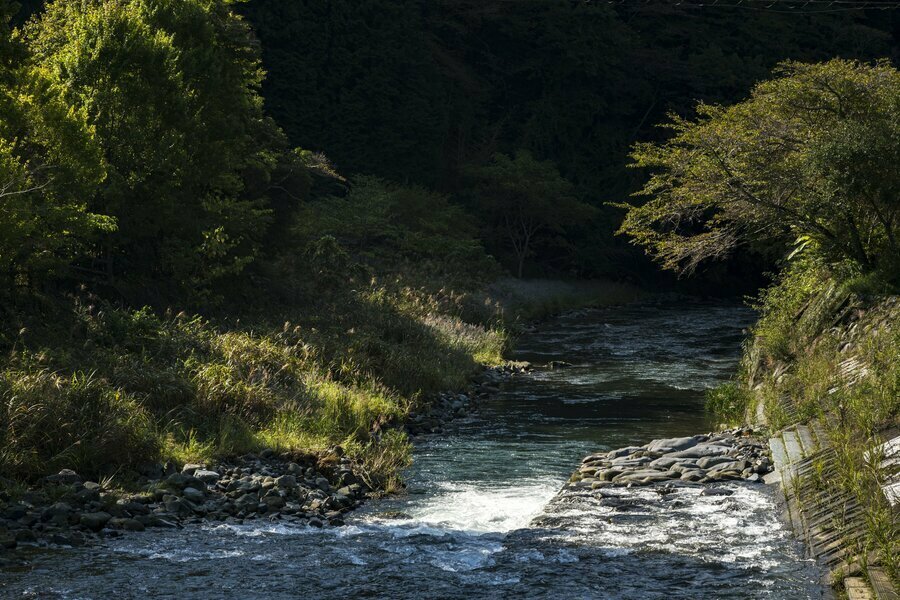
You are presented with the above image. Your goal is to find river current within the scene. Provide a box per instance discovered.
[1,300,826,599]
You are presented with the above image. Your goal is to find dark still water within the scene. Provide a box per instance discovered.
[1,300,826,599]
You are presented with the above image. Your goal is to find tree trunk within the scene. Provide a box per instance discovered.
[516,227,531,278]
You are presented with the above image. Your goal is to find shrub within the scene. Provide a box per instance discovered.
[705,381,751,425]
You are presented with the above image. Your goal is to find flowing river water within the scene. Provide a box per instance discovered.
[2,300,826,599]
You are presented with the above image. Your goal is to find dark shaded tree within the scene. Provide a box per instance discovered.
[466,150,595,278]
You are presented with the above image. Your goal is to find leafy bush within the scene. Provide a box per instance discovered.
[750,257,827,362]
[294,176,498,279]
[705,381,751,425]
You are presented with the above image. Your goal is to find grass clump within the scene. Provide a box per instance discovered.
[705,381,752,426]
[0,365,157,479]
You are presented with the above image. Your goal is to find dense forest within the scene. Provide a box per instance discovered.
[242,0,899,283]
[0,0,898,538]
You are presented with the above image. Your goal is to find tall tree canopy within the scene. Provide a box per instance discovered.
[618,60,900,277]
[24,0,290,296]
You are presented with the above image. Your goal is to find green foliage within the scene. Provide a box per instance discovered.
[345,430,412,495]
[751,257,828,362]
[619,60,900,279]
[24,0,291,296]
[705,381,751,426]
[0,365,157,479]
[465,150,595,277]
[751,288,899,582]
[0,7,109,288]
[295,176,497,279]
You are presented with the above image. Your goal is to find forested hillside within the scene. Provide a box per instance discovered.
[243,0,898,280]
[0,0,511,488]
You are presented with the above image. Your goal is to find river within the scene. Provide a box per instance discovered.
[1,300,825,599]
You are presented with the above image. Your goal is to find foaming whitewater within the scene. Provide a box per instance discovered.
[1,300,825,599]
[397,478,560,533]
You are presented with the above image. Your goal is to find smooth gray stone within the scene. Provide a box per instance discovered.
[646,435,707,453]
[668,444,733,459]
[697,456,735,469]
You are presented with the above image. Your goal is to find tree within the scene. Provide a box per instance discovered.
[25,0,290,297]
[466,150,595,278]
[617,60,900,277]
[0,1,109,289]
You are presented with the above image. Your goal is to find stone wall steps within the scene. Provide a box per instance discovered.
[796,424,818,455]
[846,577,876,599]
[783,429,805,464]
[768,420,898,597]
[758,292,899,598]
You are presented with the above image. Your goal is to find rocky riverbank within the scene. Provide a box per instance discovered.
[0,447,367,560]
[0,363,531,562]
[568,428,773,491]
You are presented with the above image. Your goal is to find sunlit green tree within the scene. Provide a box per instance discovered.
[0,1,109,289]
[25,0,288,296]
[618,60,900,277]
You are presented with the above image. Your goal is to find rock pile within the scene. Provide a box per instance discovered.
[569,428,773,490]
[0,449,366,555]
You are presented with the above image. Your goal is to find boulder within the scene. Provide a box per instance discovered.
[194,469,220,484]
[234,494,259,513]
[648,457,680,469]
[700,487,734,497]
[44,469,82,485]
[696,456,734,469]
[163,497,196,518]
[79,512,112,532]
[108,517,145,531]
[182,487,206,503]
[668,444,733,459]
[607,446,644,459]
[263,496,286,510]
[646,436,706,453]
[274,475,297,489]
[42,502,73,524]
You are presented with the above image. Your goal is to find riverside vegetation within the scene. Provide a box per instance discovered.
[616,60,900,587]
[726,265,899,586]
